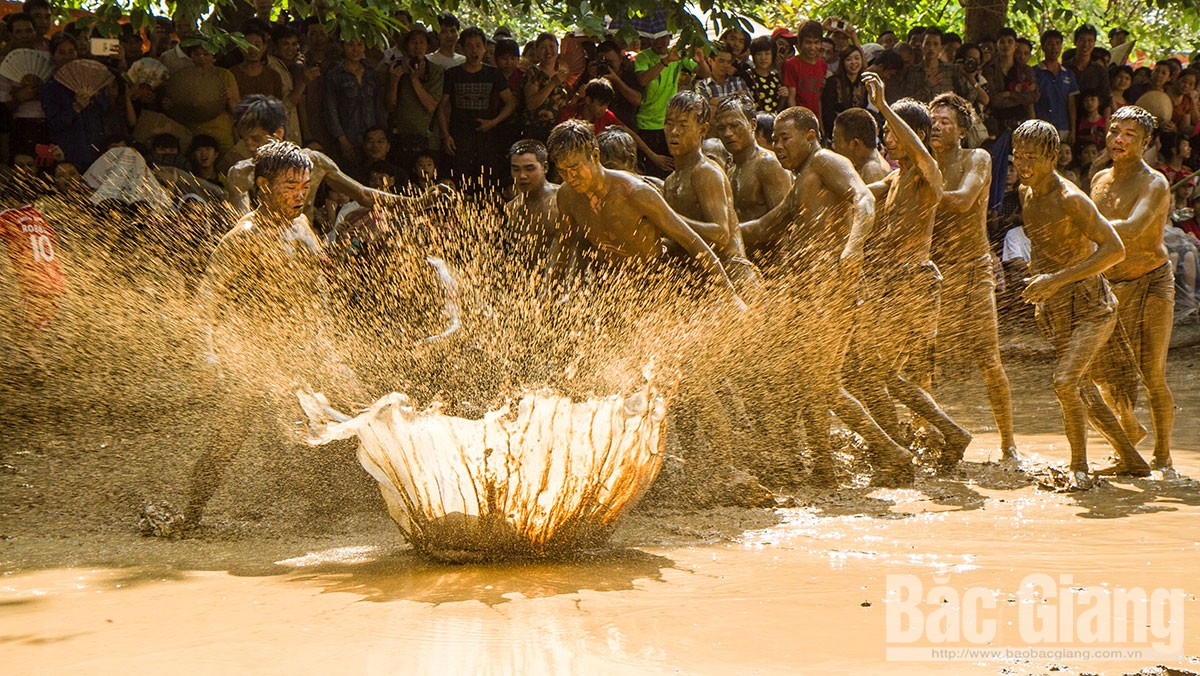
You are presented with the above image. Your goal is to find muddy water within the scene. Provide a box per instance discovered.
[3,355,1199,674]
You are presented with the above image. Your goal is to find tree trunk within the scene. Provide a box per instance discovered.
[963,0,1009,43]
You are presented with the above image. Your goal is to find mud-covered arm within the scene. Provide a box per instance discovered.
[818,152,875,263]
[1023,191,1125,302]
[633,184,744,306]
[225,160,254,215]
[941,149,991,213]
[540,193,584,298]
[314,150,444,209]
[864,71,942,200]
[691,163,734,249]
[1108,173,1170,240]
[740,185,795,246]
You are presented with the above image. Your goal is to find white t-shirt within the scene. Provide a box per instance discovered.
[1002,226,1030,262]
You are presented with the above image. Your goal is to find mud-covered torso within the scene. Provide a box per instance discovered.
[1089,167,1170,282]
[931,149,991,265]
[1020,178,1100,278]
[869,166,939,273]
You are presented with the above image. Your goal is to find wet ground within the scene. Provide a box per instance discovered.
[2,348,1199,674]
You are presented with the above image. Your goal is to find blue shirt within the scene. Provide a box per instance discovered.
[1034,63,1078,132]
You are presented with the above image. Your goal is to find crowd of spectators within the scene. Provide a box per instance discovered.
[0,1,1197,318]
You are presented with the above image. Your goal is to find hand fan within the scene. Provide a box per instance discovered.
[559,35,587,89]
[54,58,115,94]
[0,48,53,83]
[126,57,170,88]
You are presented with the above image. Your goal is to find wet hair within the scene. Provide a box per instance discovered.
[1012,119,1062,159]
[253,141,312,183]
[665,89,710,125]
[597,127,637,169]
[583,78,614,106]
[929,92,976,131]
[798,20,823,42]
[234,95,288,136]
[1074,24,1098,41]
[495,37,519,60]
[508,138,549,168]
[547,119,598,162]
[755,112,775,140]
[833,108,877,147]
[716,92,756,123]
[460,26,485,47]
[776,106,820,134]
[892,98,932,143]
[1109,105,1157,139]
[188,134,219,154]
[996,27,1018,41]
[749,36,774,56]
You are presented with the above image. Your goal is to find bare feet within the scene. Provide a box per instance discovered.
[1067,469,1095,491]
[1000,445,1022,463]
[871,451,915,488]
[1151,454,1173,471]
[936,428,973,469]
[1094,457,1152,477]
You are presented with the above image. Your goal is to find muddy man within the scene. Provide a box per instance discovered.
[712,93,793,221]
[1011,119,1151,488]
[1089,106,1175,472]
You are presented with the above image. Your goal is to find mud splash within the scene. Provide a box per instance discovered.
[299,374,668,561]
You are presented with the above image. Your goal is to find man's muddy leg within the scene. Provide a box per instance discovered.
[888,374,972,466]
[1141,295,1175,469]
[1054,315,1117,475]
[976,348,1018,459]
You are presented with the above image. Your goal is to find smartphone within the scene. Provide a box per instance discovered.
[90,37,120,56]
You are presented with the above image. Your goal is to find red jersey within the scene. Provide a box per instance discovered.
[0,205,66,328]
[782,56,827,117]
[555,105,622,134]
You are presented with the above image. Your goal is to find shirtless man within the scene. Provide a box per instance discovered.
[713,93,793,221]
[504,139,560,260]
[226,95,445,225]
[1089,106,1175,471]
[844,72,973,465]
[596,127,665,191]
[662,90,760,292]
[187,141,361,527]
[544,119,744,307]
[922,92,1017,462]
[1011,119,1151,486]
[739,107,914,486]
[831,108,893,184]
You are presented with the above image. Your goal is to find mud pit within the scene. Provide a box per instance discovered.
[1,350,1197,674]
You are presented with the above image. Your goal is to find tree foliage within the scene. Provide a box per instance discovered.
[56,0,1200,56]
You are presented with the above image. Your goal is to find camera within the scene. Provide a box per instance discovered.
[595,60,612,75]
[960,56,979,73]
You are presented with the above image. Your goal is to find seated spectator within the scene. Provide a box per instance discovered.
[52,160,86,196]
[746,36,784,114]
[1164,221,1199,321]
[324,36,383,169]
[1157,136,1193,186]
[145,132,185,169]
[693,44,748,106]
[230,21,283,100]
[1057,141,1080,185]
[523,32,571,143]
[821,45,867,138]
[410,149,454,192]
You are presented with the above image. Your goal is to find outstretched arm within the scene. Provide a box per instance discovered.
[541,195,584,299]
[632,184,744,306]
[863,71,942,200]
[691,163,734,250]
[1022,191,1125,303]
[740,185,796,246]
[314,150,445,210]
[940,149,991,213]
